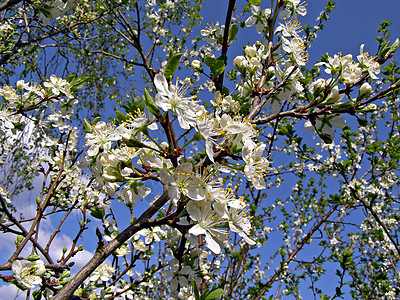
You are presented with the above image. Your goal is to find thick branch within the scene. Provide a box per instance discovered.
[251,80,398,125]
[53,190,170,300]
[215,0,236,91]
[0,0,22,12]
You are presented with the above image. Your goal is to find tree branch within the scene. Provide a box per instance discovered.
[255,204,339,300]
[215,0,236,91]
[53,190,170,299]
[0,0,22,12]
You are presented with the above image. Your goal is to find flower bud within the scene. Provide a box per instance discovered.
[357,103,377,113]
[16,80,28,91]
[245,45,257,58]
[358,82,372,99]
[191,60,202,70]
[312,78,326,96]
[325,86,343,104]
[233,55,247,69]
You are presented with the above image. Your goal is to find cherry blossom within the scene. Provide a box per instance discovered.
[12,260,46,289]
[245,5,271,34]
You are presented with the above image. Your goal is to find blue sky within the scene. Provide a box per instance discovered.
[199,1,400,298]
[203,0,400,64]
[305,0,400,62]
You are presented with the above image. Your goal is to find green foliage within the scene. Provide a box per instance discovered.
[205,55,227,77]
[228,25,239,42]
[164,53,183,81]
[248,0,261,5]
[143,88,160,116]
[89,206,105,220]
[65,74,90,92]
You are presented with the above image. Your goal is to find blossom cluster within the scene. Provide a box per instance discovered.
[2,0,397,299]
[82,72,263,255]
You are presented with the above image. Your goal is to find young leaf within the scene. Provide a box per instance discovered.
[32,290,42,300]
[83,118,92,133]
[92,116,102,126]
[192,280,201,300]
[116,110,126,123]
[143,89,160,116]
[229,25,238,42]
[320,133,333,144]
[203,288,225,300]
[205,56,227,77]
[65,74,89,91]
[248,0,261,5]
[89,206,105,220]
[164,53,183,80]
[386,38,400,59]
[26,255,40,261]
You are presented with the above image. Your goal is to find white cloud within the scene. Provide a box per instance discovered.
[1,215,94,290]
[45,230,94,271]
[0,284,25,300]
[0,228,94,299]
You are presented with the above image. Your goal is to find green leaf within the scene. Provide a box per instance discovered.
[277,124,294,137]
[205,57,216,69]
[277,125,289,136]
[192,280,201,300]
[248,0,261,5]
[328,194,343,205]
[356,116,368,126]
[13,122,25,131]
[213,56,227,76]
[320,133,333,144]
[32,290,42,300]
[15,235,24,245]
[33,3,53,18]
[203,288,225,300]
[164,53,183,80]
[333,101,354,110]
[116,110,126,123]
[60,270,71,279]
[65,74,89,91]
[122,97,145,113]
[89,206,105,220]
[83,118,92,133]
[143,89,160,116]
[89,294,97,300]
[122,135,147,148]
[205,56,227,77]
[343,248,354,259]
[93,116,101,126]
[228,25,238,42]
[387,38,399,58]
[221,86,229,96]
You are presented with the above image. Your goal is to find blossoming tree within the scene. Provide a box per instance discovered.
[1,0,400,299]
